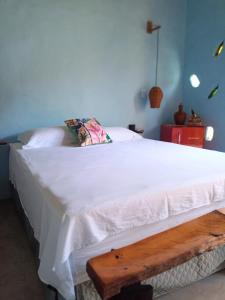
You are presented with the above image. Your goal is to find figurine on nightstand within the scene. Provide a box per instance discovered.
[174,103,187,125]
[187,109,203,126]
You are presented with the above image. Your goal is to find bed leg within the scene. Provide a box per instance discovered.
[109,282,153,300]
[46,285,59,300]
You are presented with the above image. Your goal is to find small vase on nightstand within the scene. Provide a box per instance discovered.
[174,104,187,125]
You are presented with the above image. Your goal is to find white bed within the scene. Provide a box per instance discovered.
[9,138,225,300]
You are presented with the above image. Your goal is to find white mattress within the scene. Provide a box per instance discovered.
[9,140,225,300]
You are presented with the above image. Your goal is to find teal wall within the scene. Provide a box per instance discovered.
[184,0,225,151]
[0,0,187,141]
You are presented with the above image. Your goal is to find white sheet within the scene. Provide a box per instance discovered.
[9,140,225,300]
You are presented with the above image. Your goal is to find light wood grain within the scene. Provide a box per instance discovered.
[87,211,225,300]
[217,208,225,215]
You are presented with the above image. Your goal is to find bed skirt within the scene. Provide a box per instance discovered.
[76,245,225,299]
[12,185,225,300]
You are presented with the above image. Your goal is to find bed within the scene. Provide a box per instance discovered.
[9,129,225,300]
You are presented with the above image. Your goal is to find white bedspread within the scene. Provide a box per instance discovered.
[9,139,225,299]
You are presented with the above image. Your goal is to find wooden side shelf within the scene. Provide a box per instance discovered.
[87,211,225,300]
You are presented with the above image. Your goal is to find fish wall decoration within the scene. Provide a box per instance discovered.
[214,41,224,57]
[208,85,219,99]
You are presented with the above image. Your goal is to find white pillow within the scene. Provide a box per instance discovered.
[18,126,73,149]
[105,127,143,142]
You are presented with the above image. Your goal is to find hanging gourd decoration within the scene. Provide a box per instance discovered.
[147,21,163,108]
[149,86,163,108]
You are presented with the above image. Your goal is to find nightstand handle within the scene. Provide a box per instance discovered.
[178,132,181,144]
[188,137,200,140]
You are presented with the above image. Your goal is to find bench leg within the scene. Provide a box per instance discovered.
[109,282,153,300]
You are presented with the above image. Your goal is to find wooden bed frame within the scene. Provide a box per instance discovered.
[87,209,225,300]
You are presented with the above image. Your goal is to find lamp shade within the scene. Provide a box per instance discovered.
[149,86,163,108]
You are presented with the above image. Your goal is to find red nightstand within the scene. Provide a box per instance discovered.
[160,124,205,148]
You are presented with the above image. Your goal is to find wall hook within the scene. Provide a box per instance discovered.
[146,21,161,34]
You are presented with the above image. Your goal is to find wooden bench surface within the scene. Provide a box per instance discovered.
[86,210,225,300]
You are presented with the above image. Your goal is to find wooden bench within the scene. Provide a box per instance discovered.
[87,210,225,300]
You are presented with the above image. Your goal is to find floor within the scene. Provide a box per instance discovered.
[1,199,225,300]
[0,199,44,300]
[161,271,225,300]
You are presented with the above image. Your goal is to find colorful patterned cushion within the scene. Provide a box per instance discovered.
[65,118,112,146]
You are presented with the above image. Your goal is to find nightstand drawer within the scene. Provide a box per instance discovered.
[160,125,205,148]
[186,136,203,147]
[181,127,205,147]
[171,128,183,144]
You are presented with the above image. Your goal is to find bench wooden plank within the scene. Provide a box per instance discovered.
[86,210,225,300]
